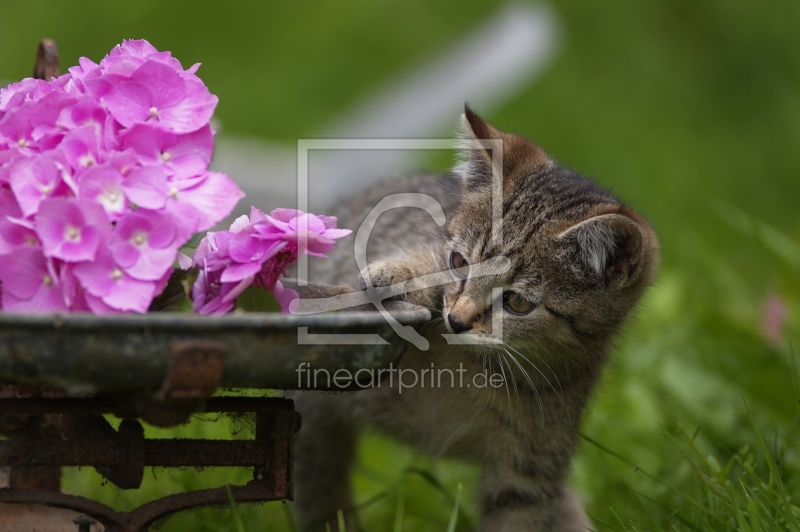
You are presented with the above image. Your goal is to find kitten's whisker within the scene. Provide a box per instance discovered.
[488,355,498,411]
[505,348,545,438]
[514,344,563,394]
[413,229,440,240]
[507,344,571,425]
[502,352,521,421]
[496,355,513,426]
[422,175,460,200]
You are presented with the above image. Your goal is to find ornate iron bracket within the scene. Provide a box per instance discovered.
[0,396,300,532]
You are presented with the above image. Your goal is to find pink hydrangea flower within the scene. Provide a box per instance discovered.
[258,208,352,257]
[73,245,159,313]
[101,60,217,134]
[77,165,128,218]
[190,207,351,314]
[7,154,67,217]
[0,39,243,314]
[108,210,178,281]
[120,123,213,179]
[163,172,245,240]
[35,198,109,263]
[0,39,347,316]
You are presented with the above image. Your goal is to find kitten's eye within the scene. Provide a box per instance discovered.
[503,291,535,315]
[450,251,469,278]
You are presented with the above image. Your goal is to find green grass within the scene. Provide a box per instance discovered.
[4,0,800,529]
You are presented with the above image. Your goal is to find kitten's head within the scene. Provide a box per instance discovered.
[442,107,659,360]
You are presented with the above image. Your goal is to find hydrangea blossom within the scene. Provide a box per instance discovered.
[191,207,351,314]
[0,39,244,313]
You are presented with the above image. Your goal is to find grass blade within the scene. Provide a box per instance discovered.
[446,483,463,532]
[226,485,246,532]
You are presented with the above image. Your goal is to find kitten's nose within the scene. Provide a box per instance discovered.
[448,314,472,333]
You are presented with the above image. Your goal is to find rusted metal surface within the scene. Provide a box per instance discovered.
[1,439,274,468]
[0,384,66,492]
[74,515,98,532]
[0,287,429,393]
[0,481,288,532]
[254,403,297,498]
[0,395,300,415]
[33,39,59,80]
[0,398,298,484]
[159,340,226,400]
[7,466,61,492]
[138,340,227,426]
[0,397,299,530]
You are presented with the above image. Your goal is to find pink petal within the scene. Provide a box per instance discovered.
[318,215,338,230]
[112,39,159,59]
[119,123,176,163]
[102,81,152,128]
[249,206,269,224]
[2,282,68,312]
[220,277,254,304]
[169,172,244,232]
[290,213,327,234]
[123,166,169,209]
[8,156,61,217]
[131,60,186,109]
[0,247,51,299]
[28,90,78,131]
[82,292,122,315]
[82,72,126,101]
[122,245,177,281]
[273,281,299,313]
[177,252,193,270]
[102,275,157,313]
[79,200,113,240]
[164,200,204,243]
[220,260,263,283]
[157,79,217,133]
[35,198,104,263]
[144,212,176,249]
[57,95,107,130]
[268,208,302,223]
[322,228,352,239]
[0,188,22,218]
[73,246,116,297]
[0,218,39,255]
[229,234,285,264]
[171,124,213,163]
[229,214,251,234]
[78,165,127,218]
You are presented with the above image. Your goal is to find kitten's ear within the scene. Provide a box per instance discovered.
[455,105,550,190]
[559,213,656,289]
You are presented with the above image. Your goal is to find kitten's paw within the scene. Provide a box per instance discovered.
[359,260,411,301]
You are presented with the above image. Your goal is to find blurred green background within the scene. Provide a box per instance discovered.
[2,0,799,530]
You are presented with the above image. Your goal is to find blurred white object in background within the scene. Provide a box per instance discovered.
[212,2,561,219]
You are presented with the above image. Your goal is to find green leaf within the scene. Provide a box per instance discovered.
[180,268,199,299]
[181,232,206,250]
[234,286,281,312]
[149,267,197,312]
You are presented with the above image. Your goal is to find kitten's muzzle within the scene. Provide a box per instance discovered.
[447,313,472,333]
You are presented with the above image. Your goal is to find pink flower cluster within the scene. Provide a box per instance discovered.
[0,40,243,313]
[191,207,351,314]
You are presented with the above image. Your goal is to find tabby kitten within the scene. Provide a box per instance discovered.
[293,107,659,531]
